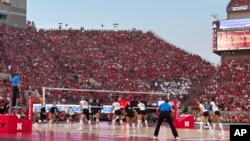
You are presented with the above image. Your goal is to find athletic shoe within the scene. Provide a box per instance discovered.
[77,127,83,131]
[218,132,225,136]
[126,130,130,134]
[175,136,180,140]
[209,130,214,134]
[153,136,157,139]
[197,129,202,132]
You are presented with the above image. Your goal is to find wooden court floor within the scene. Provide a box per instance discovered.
[0,122,230,141]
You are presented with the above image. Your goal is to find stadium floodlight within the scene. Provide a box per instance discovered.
[58,22,63,29]
[113,23,119,29]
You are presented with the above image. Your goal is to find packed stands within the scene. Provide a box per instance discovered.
[0,25,216,101]
[229,0,250,7]
[189,59,250,122]
[1,24,250,122]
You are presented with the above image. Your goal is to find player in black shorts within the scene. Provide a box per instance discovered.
[65,107,75,128]
[40,103,47,124]
[111,98,123,129]
[210,97,224,135]
[77,96,92,130]
[137,100,148,128]
[125,102,137,133]
[197,100,213,133]
[49,101,58,127]
[92,98,103,127]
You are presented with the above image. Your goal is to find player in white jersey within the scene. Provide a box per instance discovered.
[111,98,123,129]
[197,100,213,133]
[210,97,224,135]
[77,96,92,130]
[137,100,148,128]
[65,107,74,128]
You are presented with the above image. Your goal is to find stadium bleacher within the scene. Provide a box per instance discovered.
[230,0,250,7]
[0,24,249,122]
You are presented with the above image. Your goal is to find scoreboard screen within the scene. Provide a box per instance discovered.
[212,18,250,52]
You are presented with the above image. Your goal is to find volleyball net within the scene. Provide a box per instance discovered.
[38,87,181,116]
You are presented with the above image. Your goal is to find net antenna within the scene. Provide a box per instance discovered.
[42,87,167,105]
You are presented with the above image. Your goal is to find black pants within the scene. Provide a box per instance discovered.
[40,113,47,122]
[12,86,19,107]
[154,111,179,138]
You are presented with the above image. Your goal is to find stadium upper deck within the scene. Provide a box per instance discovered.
[229,0,250,7]
[0,25,216,103]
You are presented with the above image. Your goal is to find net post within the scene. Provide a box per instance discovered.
[42,87,45,105]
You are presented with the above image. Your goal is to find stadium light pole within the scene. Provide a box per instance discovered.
[113,23,119,30]
[59,22,63,30]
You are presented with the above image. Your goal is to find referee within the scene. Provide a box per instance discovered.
[11,72,21,108]
[153,97,180,140]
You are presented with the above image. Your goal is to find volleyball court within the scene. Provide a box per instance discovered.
[0,87,230,141]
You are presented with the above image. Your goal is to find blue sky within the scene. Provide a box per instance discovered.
[27,0,230,64]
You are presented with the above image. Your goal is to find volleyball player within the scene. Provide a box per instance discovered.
[124,102,137,133]
[40,103,47,124]
[65,106,74,128]
[49,101,58,127]
[137,100,148,128]
[91,98,102,127]
[210,97,224,135]
[111,98,124,129]
[77,96,92,130]
[197,100,213,133]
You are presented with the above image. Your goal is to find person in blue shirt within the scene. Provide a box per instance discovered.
[153,96,179,140]
[11,72,21,108]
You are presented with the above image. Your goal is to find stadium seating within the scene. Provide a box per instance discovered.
[1,24,249,122]
[189,59,250,122]
[229,0,250,7]
[0,26,214,102]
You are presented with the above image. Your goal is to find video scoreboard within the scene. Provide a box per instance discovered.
[212,18,250,53]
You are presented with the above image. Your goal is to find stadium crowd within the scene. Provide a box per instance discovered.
[229,0,250,7]
[0,24,249,122]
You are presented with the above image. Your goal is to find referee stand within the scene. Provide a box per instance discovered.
[0,95,33,133]
[173,99,194,129]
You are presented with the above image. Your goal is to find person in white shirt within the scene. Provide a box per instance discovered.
[197,100,213,133]
[65,107,74,128]
[111,98,123,129]
[137,100,148,128]
[210,97,224,135]
[77,96,92,130]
